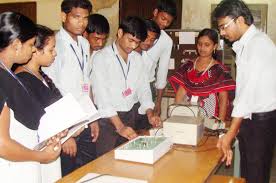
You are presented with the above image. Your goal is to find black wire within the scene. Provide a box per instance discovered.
[78,174,110,183]
[197,135,209,147]
[173,145,218,153]
[204,128,228,137]
[154,126,164,137]
[196,105,208,118]
[164,104,229,152]
[172,137,218,153]
[171,127,229,153]
[167,104,196,118]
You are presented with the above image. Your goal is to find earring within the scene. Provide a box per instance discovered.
[213,49,216,54]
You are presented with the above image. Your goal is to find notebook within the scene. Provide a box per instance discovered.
[34,93,100,150]
[76,173,148,183]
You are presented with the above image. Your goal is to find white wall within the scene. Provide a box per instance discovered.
[182,0,276,43]
[1,0,275,42]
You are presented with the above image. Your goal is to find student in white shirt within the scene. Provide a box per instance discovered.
[213,1,276,183]
[135,19,160,130]
[146,0,176,116]
[83,14,110,65]
[91,16,161,156]
[42,0,99,176]
[135,19,161,63]
[83,13,110,80]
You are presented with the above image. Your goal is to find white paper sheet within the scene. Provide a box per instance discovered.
[76,173,147,183]
[60,113,100,145]
[34,94,100,150]
[190,95,199,105]
[168,58,175,70]
[179,32,196,44]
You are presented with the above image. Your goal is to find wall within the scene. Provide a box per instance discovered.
[91,0,118,43]
[1,0,275,42]
[0,0,119,43]
[182,0,276,43]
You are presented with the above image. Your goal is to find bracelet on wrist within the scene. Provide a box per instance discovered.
[116,125,126,134]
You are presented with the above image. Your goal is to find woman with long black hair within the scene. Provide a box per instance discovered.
[0,12,61,182]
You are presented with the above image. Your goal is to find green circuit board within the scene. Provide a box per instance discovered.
[121,137,167,150]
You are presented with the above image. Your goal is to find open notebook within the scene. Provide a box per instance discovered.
[33,93,100,150]
[76,173,147,183]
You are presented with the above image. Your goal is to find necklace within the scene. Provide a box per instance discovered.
[193,57,214,76]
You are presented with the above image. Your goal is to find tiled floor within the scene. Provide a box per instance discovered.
[216,147,276,183]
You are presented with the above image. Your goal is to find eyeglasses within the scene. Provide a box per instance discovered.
[218,18,236,32]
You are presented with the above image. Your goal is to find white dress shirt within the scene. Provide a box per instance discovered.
[88,50,99,79]
[42,27,90,101]
[91,42,154,118]
[144,30,173,89]
[232,25,276,119]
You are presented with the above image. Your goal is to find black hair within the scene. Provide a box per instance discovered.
[0,11,37,52]
[197,28,219,59]
[213,0,254,26]
[156,0,177,18]
[86,14,110,35]
[119,16,147,42]
[61,0,92,14]
[35,25,62,101]
[35,24,55,50]
[144,19,161,39]
[197,28,219,45]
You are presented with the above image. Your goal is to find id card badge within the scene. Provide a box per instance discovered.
[190,95,199,105]
[82,83,90,95]
[122,88,132,97]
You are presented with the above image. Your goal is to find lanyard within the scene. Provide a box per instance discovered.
[112,44,131,88]
[22,66,47,86]
[70,44,86,72]
[0,62,29,93]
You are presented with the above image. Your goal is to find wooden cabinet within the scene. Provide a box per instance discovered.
[0,2,36,23]
[119,0,182,29]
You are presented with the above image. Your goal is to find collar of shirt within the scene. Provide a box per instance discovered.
[90,50,99,60]
[232,25,257,54]
[59,27,83,47]
[59,27,89,71]
[111,41,136,63]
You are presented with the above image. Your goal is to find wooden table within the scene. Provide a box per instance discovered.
[57,136,222,183]
[207,175,246,183]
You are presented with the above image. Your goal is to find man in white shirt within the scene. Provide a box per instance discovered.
[83,13,110,97]
[42,0,99,176]
[91,16,161,156]
[213,1,276,183]
[135,19,160,130]
[135,19,161,64]
[146,0,176,116]
[83,13,110,66]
